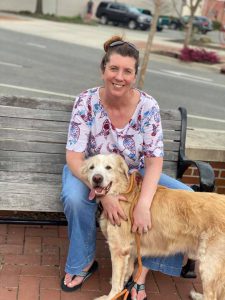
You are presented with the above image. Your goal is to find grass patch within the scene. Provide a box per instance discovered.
[19,10,98,25]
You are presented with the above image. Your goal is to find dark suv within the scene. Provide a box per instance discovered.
[95,1,152,30]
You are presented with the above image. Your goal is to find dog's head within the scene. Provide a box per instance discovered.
[81,154,129,198]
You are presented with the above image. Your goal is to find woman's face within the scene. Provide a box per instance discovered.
[102,53,137,98]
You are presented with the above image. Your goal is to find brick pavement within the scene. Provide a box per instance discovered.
[0,224,202,300]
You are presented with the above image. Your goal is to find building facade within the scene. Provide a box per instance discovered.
[202,0,225,27]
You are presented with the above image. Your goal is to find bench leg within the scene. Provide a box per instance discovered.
[181,259,197,278]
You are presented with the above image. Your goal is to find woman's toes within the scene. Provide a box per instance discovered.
[64,274,72,285]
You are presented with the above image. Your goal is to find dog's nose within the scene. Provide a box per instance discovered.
[92,174,103,185]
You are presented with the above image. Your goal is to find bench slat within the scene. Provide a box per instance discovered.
[160,109,181,121]
[0,106,71,121]
[0,116,69,132]
[0,151,65,163]
[161,161,178,177]
[0,193,63,212]
[0,128,180,143]
[0,128,67,143]
[161,120,182,130]
[0,171,61,184]
[0,96,73,111]
[0,140,65,153]
[0,149,179,163]
[0,140,180,153]
[0,161,64,174]
[1,117,182,132]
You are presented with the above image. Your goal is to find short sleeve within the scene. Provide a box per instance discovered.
[141,99,164,157]
[66,96,91,152]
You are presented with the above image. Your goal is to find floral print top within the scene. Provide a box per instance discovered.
[66,87,164,171]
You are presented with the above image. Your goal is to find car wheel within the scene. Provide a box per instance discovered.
[170,23,177,30]
[128,20,137,30]
[100,15,108,25]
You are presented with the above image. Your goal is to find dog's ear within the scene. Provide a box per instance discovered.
[117,155,129,180]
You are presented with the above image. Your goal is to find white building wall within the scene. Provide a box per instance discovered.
[0,0,85,16]
[0,0,184,17]
[0,0,36,12]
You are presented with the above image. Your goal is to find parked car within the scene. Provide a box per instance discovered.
[169,17,183,30]
[182,16,213,34]
[137,8,163,31]
[95,1,152,30]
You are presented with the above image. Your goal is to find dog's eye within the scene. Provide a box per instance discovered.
[105,165,112,170]
[89,165,94,170]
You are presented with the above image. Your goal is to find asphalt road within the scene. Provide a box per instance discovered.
[0,27,224,130]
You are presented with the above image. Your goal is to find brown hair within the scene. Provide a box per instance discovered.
[100,35,139,74]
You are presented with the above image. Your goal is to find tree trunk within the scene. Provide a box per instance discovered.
[183,16,194,47]
[183,0,202,48]
[35,0,43,14]
[137,1,161,89]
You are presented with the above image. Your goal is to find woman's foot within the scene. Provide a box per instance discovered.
[130,281,147,300]
[129,265,148,300]
[61,260,98,292]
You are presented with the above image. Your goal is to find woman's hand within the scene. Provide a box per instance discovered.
[100,194,128,226]
[131,201,151,235]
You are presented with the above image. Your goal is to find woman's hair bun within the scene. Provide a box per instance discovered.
[103,35,123,52]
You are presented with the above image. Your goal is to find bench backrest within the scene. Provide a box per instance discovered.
[0,96,185,212]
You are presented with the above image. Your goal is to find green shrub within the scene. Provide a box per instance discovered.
[212,20,222,31]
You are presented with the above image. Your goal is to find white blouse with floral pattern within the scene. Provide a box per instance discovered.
[66,87,164,171]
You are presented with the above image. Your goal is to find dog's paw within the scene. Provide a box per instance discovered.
[190,289,203,300]
[94,296,109,300]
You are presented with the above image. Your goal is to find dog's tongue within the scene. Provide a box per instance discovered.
[88,189,96,201]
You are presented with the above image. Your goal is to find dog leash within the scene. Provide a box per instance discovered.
[112,172,143,300]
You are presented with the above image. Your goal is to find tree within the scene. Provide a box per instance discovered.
[183,0,203,47]
[137,0,164,89]
[171,0,203,48]
[35,0,43,14]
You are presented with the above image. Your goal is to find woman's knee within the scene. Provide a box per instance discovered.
[159,173,193,191]
[61,165,90,211]
[62,188,88,211]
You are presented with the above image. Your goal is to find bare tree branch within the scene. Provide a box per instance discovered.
[137,0,162,89]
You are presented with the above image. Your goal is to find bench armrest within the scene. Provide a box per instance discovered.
[177,107,215,193]
[177,158,215,192]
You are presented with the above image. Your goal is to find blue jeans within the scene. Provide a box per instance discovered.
[60,165,193,276]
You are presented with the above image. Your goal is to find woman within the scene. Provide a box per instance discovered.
[60,35,192,300]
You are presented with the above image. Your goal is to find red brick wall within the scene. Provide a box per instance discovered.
[202,0,225,27]
[181,161,225,194]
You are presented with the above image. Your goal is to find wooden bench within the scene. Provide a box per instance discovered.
[0,96,215,277]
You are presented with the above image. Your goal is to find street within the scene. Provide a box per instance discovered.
[0,25,224,130]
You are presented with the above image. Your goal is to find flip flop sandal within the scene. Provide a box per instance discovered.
[61,260,98,292]
[125,277,147,300]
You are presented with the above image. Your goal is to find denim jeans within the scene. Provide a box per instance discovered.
[60,165,193,276]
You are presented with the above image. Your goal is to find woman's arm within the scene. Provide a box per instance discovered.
[66,150,90,187]
[132,156,163,234]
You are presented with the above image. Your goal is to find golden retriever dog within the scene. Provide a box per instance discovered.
[81,153,225,300]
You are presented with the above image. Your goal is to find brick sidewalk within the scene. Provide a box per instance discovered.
[0,224,202,300]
